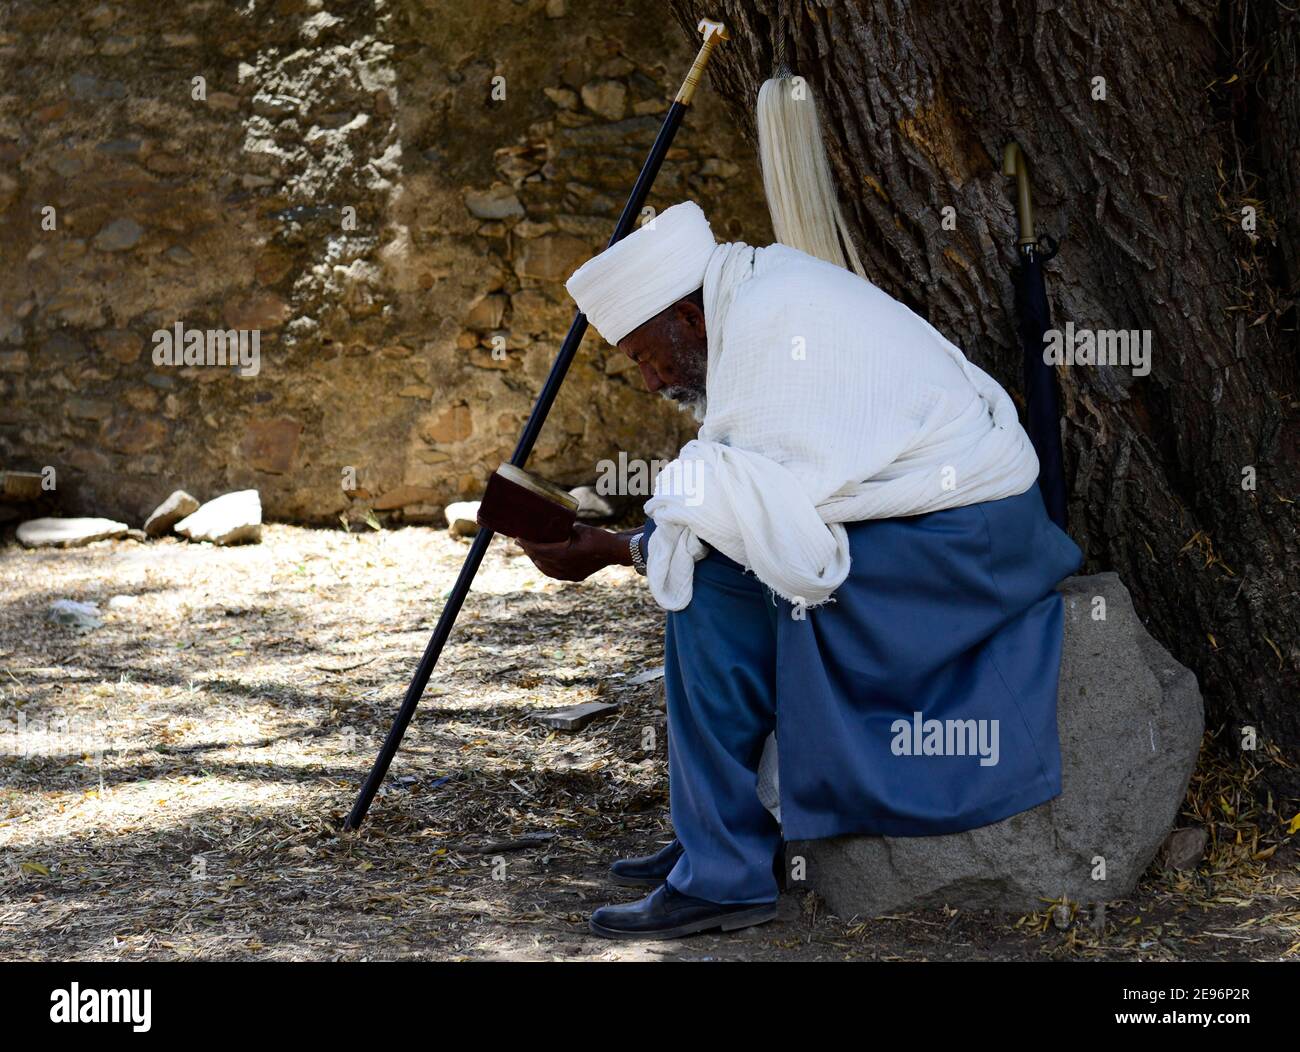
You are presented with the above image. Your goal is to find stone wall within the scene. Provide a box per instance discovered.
[0,0,770,526]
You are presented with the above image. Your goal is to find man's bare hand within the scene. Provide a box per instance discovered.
[516,523,629,582]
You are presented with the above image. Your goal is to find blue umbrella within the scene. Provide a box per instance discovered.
[1004,144,1068,532]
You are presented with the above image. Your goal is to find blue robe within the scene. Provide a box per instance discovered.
[644,486,1083,904]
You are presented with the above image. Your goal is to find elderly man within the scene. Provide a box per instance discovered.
[518,201,1082,940]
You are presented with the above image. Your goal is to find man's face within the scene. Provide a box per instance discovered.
[617,298,708,416]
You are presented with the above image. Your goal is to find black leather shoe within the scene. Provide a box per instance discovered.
[589,883,778,940]
[612,837,789,889]
[609,838,684,887]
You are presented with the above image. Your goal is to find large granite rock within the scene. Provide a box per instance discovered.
[790,573,1203,916]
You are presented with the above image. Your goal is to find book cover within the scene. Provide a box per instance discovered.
[476,463,579,543]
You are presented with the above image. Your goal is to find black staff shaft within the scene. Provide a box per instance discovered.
[344,103,688,831]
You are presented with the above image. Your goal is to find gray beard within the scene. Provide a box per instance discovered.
[658,331,708,423]
[661,386,707,424]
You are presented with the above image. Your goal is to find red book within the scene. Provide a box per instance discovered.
[477,463,579,543]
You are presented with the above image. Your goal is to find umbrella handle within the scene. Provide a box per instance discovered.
[1002,143,1035,246]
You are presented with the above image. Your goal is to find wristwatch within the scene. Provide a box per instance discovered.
[629,532,647,576]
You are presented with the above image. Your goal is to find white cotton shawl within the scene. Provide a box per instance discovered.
[643,242,1041,611]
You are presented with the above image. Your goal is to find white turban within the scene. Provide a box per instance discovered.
[565,201,717,345]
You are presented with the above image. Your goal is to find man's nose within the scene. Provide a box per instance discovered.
[638,361,662,392]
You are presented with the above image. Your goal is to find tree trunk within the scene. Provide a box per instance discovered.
[669,1,1299,797]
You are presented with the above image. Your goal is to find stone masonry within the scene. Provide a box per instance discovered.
[0,0,771,526]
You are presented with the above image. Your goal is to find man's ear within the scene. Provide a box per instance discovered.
[676,299,707,339]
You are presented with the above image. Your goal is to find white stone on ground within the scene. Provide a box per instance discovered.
[569,485,616,521]
[47,599,103,630]
[174,490,262,545]
[444,500,480,537]
[143,490,200,536]
[16,517,130,548]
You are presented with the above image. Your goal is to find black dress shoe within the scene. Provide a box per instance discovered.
[609,838,684,887]
[612,837,789,889]
[589,883,778,941]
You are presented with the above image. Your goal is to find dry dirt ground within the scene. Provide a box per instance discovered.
[1,524,1296,961]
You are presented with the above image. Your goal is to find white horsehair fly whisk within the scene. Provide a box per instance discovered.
[757,74,865,277]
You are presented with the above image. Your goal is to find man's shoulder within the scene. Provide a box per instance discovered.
[745,243,886,299]
[728,244,882,326]
[741,245,957,342]
[752,241,838,278]
[721,246,970,377]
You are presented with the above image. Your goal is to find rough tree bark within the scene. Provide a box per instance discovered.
[668,1,1298,797]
